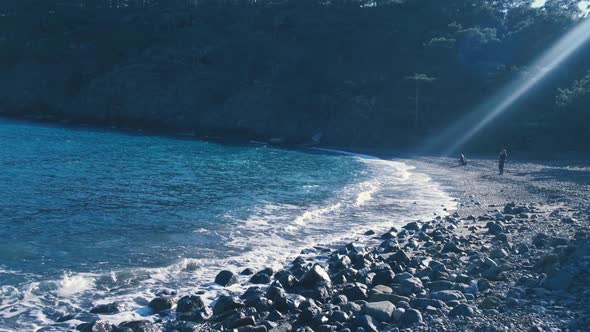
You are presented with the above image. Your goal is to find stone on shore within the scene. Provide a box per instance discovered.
[176,295,204,313]
[148,297,173,313]
[250,271,272,284]
[368,292,410,304]
[400,308,423,326]
[399,277,424,295]
[430,290,466,302]
[78,320,116,332]
[241,268,255,275]
[118,320,158,332]
[354,315,379,332]
[340,282,368,301]
[363,301,395,322]
[89,302,123,315]
[230,316,256,329]
[299,265,331,288]
[215,270,238,287]
[449,303,475,317]
[213,295,244,315]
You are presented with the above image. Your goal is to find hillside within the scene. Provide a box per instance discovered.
[1,0,589,152]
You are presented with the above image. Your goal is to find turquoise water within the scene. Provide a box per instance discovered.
[0,120,454,330]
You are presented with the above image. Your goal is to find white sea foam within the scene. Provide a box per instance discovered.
[56,273,96,297]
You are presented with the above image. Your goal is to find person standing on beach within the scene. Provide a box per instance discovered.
[458,154,467,166]
[498,148,508,175]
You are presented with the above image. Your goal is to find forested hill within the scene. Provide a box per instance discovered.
[1,0,589,153]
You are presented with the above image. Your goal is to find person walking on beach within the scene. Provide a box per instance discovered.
[498,148,508,175]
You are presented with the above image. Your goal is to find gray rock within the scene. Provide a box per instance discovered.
[241,268,255,275]
[403,222,421,231]
[118,320,158,332]
[392,272,413,283]
[230,316,256,329]
[399,277,423,295]
[250,272,272,284]
[213,295,244,315]
[354,315,379,332]
[490,248,509,259]
[533,233,549,248]
[430,290,465,302]
[368,293,409,304]
[372,268,395,285]
[299,265,331,288]
[176,295,204,313]
[542,267,576,291]
[269,323,293,332]
[482,266,502,280]
[442,242,463,253]
[427,280,455,292]
[487,223,504,235]
[331,310,349,323]
[479,296,501,310]
[89,302,123,315]
[341,302,362,313]
[411,298,446,309]
[332,294,348,305]
[371,285,393,294]
[449,303,475,317]
[428,260,448,273]
[78,320,116,332]
[388,250,411,265]
[477,278,492,292]
[364,301,395,322]
[393,308,405,321]
[399,309,422,326]
[215,270,238,287]
[148,297,173,313]
[340,282,368,301]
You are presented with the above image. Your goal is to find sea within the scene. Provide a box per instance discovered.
[0,119,455,330]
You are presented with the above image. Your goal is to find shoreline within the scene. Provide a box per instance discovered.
[70,157,590,332]
[2,119,588,331]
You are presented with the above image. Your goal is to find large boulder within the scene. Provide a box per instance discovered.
[363,301,395,322]
[78,320,116,332]
[176,295,205,313]
[250,272,272,284]
[339,282,368,301]
[399,309,423,326]
[426,280,455,292]
[368,293,410,304]
[430,290,466,302]
[542,267,577,291]
[89,302,123,315]
[372,268,395,285]
[354,315,379,332]
[215,270,238,287]
[399,277,423,295]
[118,320,159,332]
[230,316,256,329]
[299,265,331,288]
[449,303,475,317]
[213,295,244,315]
[148,297,173,313]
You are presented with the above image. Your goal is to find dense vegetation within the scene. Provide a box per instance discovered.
[0,0,589,153]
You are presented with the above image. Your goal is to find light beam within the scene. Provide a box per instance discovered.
[424,17,590,156]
